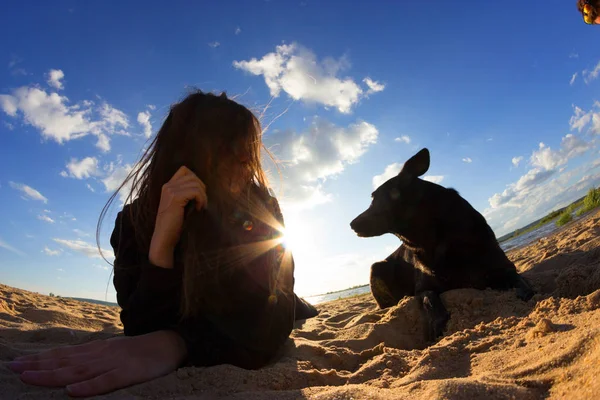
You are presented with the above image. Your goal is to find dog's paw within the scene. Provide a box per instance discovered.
[516,276,535,301]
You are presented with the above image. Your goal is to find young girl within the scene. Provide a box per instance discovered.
[8,90,318,397]
[578,0,600,24]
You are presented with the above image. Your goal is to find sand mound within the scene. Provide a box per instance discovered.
[2,210,600,399]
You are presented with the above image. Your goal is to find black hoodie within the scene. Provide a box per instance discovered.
[110,187,318,369]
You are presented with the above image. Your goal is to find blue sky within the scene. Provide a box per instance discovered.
[1,1,599,301]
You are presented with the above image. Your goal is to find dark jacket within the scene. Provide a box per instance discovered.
[110,187,317,369]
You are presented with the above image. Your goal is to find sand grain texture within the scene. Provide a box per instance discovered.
[2,211,600,399]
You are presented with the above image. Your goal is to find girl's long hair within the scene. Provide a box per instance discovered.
[97,90,280,318]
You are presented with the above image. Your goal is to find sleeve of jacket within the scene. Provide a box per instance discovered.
[111,205,182,336]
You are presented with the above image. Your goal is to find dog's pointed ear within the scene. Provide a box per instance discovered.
[400,148,430,177]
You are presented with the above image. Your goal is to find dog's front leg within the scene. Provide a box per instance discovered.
[418,290,450,342]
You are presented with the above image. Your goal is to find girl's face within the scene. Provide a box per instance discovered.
[217,151,252,196]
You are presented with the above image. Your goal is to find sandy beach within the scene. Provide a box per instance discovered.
[2,211,600,399]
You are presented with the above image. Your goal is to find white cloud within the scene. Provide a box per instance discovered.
[363,78,385,95]
[423,175,444,184]
[485,129,597,235]
[98,103,129,136]
[53,238,114,259]
[235,27,241,35]
[512,156,523,167]
[208,41,220,48]
[462,157,472,163]
[3,121,14,130]
[38,214,55,224]
[137,110,152,138]
[102,160,135,205]
[267,118,378,209]
[0,83,129,152]
[570,72,578,86]
[46,69,65,90]
[92,263,110,271]
[86,183,95,192]
[491,134,591,210]
[43,246,62,256]
[57,268,64,272]
[73,229,90,237]
[530,135,591,171]
[583,60,600,84]
[569,52,579,59]
[234,43,380,113]
[0,238,25,256]
[373,163,402,189]
[0,95,18,116]
[96,133,111,152]
[486,160,600,237]
[394,135,410,144]
[147,104,156,110]
[61,157,99,179]
[9,181,48,203]
[569,103,600,134]
[8,55,22,69]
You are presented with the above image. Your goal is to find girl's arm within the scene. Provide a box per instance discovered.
[111,205,183,336]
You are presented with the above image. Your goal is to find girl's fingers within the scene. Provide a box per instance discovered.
[9,353,93,373]
[174,187,207,210]
[13,340,105,362]
[20,358,115,388]
[169,165,192,182]
[171,173,206,189]
[66,368,145,398]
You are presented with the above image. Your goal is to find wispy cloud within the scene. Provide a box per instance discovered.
[9,181,48,203]
[394,135,411,144]
[512,156,523,167]
[53,238,114,259]
[73,229,90,237]
[583,60,600,84]
[570,72,578,86]
[423,175,444,184]
[569,102,600,134]
[38,214,55,223]
[208,41,220,48]
[43,246,62,256]
[363,77,385,95]
[137,110,152,138]
[235,27,241,35]
[0,238,25,256]
[373,163,402,189]
[462,157,472,163]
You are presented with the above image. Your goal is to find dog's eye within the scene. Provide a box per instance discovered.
[390,188,400,200]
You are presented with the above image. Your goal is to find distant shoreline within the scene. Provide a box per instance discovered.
[67,285,372,308]
[305,284,369,298]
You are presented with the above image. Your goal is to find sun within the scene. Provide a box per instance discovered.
[279,218,312,256]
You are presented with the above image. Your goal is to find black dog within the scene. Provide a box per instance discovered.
[350,148,534,341]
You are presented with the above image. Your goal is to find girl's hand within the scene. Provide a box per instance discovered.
[149,166,207,268]
[8,330,187,398]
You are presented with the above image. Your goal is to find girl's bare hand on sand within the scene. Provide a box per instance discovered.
[8,330,187,397]
[149,166,207,268]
